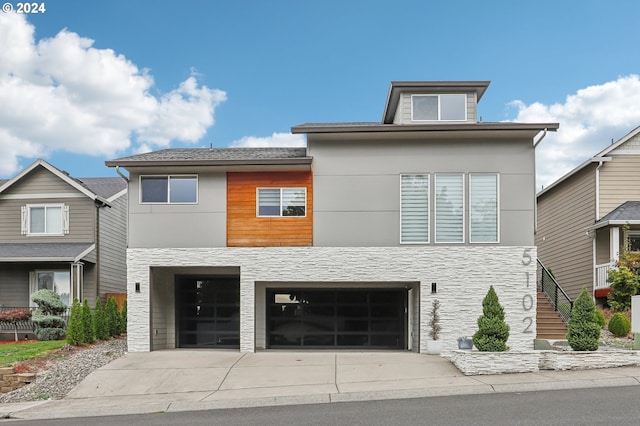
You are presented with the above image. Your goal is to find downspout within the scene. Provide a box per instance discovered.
[533,129,549,234]
[115,166,129,182]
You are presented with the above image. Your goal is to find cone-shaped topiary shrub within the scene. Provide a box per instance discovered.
[120,299,128,335]
[608,312,631,337]
[31,289,66,341]
[66,298,84,345]
[105,297,120,337]
[473,286,510,351]
[82,298,95,344]
[567,287,600,351]
[93,298,108,341]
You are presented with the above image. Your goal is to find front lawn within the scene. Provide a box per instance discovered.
[0,340,67,367]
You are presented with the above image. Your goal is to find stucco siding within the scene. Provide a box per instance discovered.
[536,164,596,300]
[126,246,537,354]
[127,172,227,248]
[598,155,640,218]
[309,138,535,246]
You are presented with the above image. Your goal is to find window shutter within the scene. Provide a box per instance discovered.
[435,174,464,243]
[62,204,70,234]
[401,175,429,243]
[21,206,27,235]
[470,174,498,242]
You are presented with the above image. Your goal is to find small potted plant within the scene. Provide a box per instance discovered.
[426,299,443,354]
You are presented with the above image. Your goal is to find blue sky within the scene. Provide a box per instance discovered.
[1,0,640,188]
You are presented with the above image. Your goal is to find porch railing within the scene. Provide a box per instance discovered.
[0,306,69,333]
[537,259,573,323]
[595,261,616,291]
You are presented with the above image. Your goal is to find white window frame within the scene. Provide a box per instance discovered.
[469,173,500,244]
[411,94,467,122]
[434,173,465,244]
[29,269,72,307]
[256,187,307,217]
[23,203,67,236]
[625,230,640,251]
[139,175,198,204]
[400,174,430,244]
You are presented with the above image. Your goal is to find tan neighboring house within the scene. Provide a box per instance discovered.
[536,125,640,304]
[0,159,127,337]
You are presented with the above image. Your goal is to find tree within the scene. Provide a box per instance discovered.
[66,298,84,345]
[607,266,640,312]
[31,289,67,341]
[0,308,32,342]
[472,286,510,352]
[105,297,120,337]
[82,298,95,344]
[567,287,600,351]
[120,299,128,335]
[93,298,108,341]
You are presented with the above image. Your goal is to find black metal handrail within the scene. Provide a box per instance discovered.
[0,306,69,332]
[537,259,573,323]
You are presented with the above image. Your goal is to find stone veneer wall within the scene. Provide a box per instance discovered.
[126,246,537,353]
[0,367,35,393]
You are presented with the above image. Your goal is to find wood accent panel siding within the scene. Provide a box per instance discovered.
[536,165,596,300]
[598,156,640,218]
[227,172,312,247]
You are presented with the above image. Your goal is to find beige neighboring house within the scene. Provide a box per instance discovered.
[536,125,640,305]
[0,159,127,338]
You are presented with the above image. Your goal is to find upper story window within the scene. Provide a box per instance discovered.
[411,94,467,121]
[140,175,198,204]
[435,174,464,243]
[469,174,499,243]
[400,175,429,243]
[257,188,306,217]
[21,204,69,236]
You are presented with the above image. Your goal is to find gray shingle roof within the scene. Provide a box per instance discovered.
[109,147,308,163]
[76,178,126,199]
[0,243,95,262]
[598,201,640,223]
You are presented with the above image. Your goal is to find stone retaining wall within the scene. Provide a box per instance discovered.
[0,367,35,393]
[450,349,640,375]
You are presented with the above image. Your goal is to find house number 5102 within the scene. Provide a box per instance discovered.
[522,248,533,333]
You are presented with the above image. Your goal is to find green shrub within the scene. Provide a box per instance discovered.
[120,299,128,335]
[93,298,108,341]
[608,312,631,337]
[30,289,66,341]
[66,298,84,345]
[594,310,606,328]
[607,266,640,312]
[82,298,95,344]
[105,297,120,337]
[472,286,509,352]
[567,288,600,351]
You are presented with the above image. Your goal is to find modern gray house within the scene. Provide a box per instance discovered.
[107,81,558,354]
[0,159,127,332]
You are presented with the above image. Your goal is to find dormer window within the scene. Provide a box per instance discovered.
[411,94,466,121]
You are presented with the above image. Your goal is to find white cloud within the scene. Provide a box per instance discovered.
[0,14,226,177]
[508,75,640,190]
[230,132,306,148]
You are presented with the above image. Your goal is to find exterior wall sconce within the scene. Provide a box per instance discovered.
[135,282,140,293]
[431,282,437,294]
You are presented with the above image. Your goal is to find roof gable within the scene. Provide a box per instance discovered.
[0,159,116,205]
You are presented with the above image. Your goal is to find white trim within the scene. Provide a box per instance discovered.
[410,94,467,122]
[0,193,85,200]
[106,188,127,203]
[256,187,307,218]
[586,219,640,231]
[25,203,65,236]
[74,243,96,262]
[139,175,198,205]
[29,269,72,307]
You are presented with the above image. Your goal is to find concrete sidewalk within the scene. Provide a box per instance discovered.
[3,350,640,420]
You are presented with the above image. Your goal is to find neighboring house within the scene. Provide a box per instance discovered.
[0,159,128,331]
[106,81,558,353]
[536,125,640,304]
